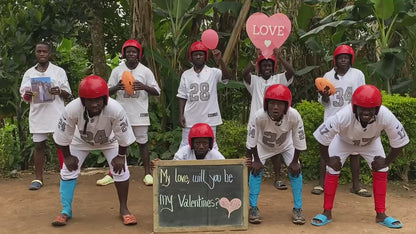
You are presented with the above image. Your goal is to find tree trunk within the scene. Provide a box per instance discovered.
[89,10,108,79]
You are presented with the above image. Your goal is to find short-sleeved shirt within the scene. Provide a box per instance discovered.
[108,62,160,126]
[247,107,307,161]
[173,145,225,160]
[244,73,293,125]
[177,65,227,127]
[53,98,136,151]
[319,68,365,120]
[313,105,409,149]
[20,63,72,133]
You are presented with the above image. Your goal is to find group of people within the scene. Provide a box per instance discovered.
[19,40,408,229]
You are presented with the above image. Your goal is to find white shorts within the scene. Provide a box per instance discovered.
[32,133,51,142]
[132,126,148,144]
[257,147,298,166]
[60,147,130,181]
[327,134,388,174]
[180,126,218,150]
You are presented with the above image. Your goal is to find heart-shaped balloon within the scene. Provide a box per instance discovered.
[201,29,219,50]
[219,197,242,218]
[246,12,291,58]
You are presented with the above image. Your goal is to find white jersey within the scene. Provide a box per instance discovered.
[313,105,409,149]
[53,98,136,151]
[244,73,293,124]
[319,68,365,120]
[108,62,160,126]
[247,108,307,161]
[173,145,225,160]
[20,63,72,133]
[177,65,227,127]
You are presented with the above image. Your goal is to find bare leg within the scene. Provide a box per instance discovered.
[139,143,150,175]
[34,141,46,182]
[319,158,326,188]
[350,154,360,191]
[270,155,282,182]
[114,179,131,215]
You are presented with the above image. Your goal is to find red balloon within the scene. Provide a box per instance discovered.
[201,29,219,49]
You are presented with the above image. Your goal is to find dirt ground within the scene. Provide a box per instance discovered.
[1,166,415,234]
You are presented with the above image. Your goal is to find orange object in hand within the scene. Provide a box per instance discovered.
[122,71,135,96]
[315,77,336,95]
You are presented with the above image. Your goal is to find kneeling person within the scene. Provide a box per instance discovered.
[247,84,307,225]
[52,75,137,226]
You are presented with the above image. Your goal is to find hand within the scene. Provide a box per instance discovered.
[371,156,387,171]
[24,91,33,100]
[64,155,79,172]
[250,161,264,176]
[116,80,125,91]
[133,81,146,91]
[288,161,301,177]
[49,86,61,96]
[179,115,186,128]
[151,158,160,169]
[111,155,126,174]
[243,157,252,168]
[326,156,342,172]
[318,90,330,102]
[273,48,281,60]
[212,49,222,60]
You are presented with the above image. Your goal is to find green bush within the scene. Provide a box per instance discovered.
[217,120,247,159]
[0,121,21,174]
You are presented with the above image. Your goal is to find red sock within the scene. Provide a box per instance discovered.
[373,171,387,213]
[108,171,112,176]
[324,172,339,210]
[57,149,64,169]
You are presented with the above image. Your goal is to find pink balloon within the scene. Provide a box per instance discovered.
[201,29,219,49]
[246,12,291,55]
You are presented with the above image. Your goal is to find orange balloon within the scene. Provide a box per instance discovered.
[121,71,135,96]
[315,77,336,95]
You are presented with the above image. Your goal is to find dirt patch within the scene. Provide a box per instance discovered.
[0,166,415,234]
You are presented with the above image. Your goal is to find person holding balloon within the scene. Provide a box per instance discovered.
[243,47,294,191]
[177,33,233,150]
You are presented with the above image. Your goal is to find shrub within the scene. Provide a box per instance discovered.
[217,120,247,159]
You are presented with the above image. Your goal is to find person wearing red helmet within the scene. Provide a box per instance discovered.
[102,39,160,187]
[312,45,369,197]
[312,85,409,228]
[20,41,72,190]
[51,75,138,226]
[177,41,232,151]
[243,48,294,191]
[246,84,306,225]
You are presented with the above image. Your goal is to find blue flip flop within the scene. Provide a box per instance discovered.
[29,180,43,190]
[378,216,403,229]
[311,214,332,226]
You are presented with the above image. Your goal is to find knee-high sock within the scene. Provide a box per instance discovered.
[60,178,77,217]
[249,170,263,207]
[373,171,387,213]
[57,149,64,169]
[289,173,303,209]
[324,172,339,210]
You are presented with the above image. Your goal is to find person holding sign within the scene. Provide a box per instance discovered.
[247,84,306,225]
[20,41,72,190]
[243,48,294,190]
[51,75,137,226]
[311,85,408,228]
[312,45,369,197]
[101,39,160,187]
[177,41,232,151]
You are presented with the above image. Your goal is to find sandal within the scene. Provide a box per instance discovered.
[51,214,70,226]
[121,214,137,225]
[350,188,372,197]
[311,185,324,195]
[274,180,288,190]
[29,180,43,190]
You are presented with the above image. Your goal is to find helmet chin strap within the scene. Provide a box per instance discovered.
[355,112,376,128]
[268,112,283,126]
[82,108,89,135]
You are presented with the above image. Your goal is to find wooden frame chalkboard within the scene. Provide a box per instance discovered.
[153,159,248,233]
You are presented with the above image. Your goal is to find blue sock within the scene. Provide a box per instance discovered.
[289,173,303,209]
[249,170,264,207]
[60,178,77,217]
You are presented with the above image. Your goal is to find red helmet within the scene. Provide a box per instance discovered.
[352,85,382,114]
[121,39,142,60]
[257,55,277,73]
[79,75,109,104]
[189,41,209,61]
[263,84,292,114]
[188,123,214,149]
[333,45,355,66]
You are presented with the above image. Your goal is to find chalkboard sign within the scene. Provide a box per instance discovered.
[153,159,248,233]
